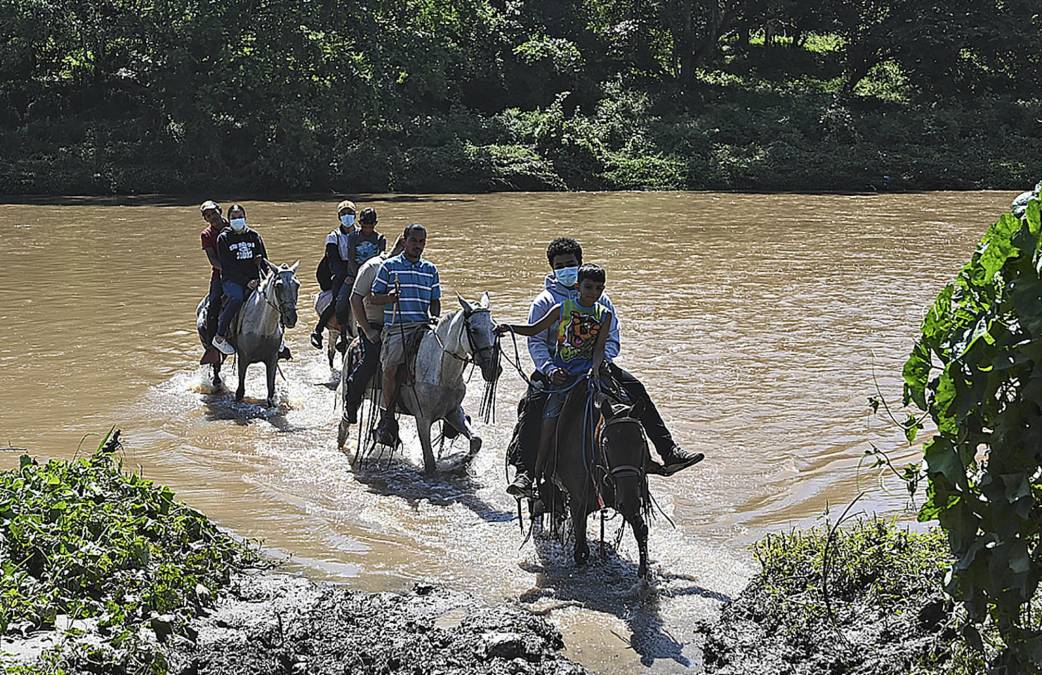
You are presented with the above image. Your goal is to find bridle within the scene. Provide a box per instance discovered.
[598,416,648,482]
[261,269,299,327]
[456,307,498,371]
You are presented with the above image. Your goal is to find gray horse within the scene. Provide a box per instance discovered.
[196,262,300,407]
[338,293,501,474]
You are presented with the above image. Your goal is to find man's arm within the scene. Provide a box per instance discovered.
[350,293,377,341]
[526,292,556,374]
[500,304,561,337]
[346,234,360,279]
[428,267,441,318]
[204,247,222,270]
[369,263,398,305]
[598,293,622,361]
[590,311,614,386]
[327,241,349,279]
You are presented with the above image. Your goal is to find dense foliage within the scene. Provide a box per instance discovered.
[0,431,256,672]
[1,0,1039,194]
[903,185,1042,669]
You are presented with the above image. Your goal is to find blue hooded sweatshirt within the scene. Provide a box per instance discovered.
[526,273,621,376]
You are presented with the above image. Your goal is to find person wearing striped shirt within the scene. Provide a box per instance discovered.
[369,223,442,445]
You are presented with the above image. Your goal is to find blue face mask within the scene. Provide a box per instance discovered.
[230,217,247,232]
[340,214,355,228]
[554,266,579,288]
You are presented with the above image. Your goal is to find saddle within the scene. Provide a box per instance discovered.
[400,325,431,385]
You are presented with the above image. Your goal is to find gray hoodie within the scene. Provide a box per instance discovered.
[526,273,621,376]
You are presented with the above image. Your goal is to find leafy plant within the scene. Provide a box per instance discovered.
[902,188,1042,669]
[0,429,257,672]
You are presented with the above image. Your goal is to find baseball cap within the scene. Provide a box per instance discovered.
[200,200,220,214]
[337,200,356,213]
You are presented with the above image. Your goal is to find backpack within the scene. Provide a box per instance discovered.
[316,256,333,291]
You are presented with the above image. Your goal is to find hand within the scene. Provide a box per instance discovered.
[385,288,399,302]
[247,279,259,290]
[494,323,512,336]
[549,368,568,385]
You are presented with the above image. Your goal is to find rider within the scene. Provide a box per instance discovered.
[341,234,405,424]
[212,204,269,356]
[199,200,228,344]
[504,237,703,497]
[370,224,441,446]
[496,263,614,480]
[311,200,357,349]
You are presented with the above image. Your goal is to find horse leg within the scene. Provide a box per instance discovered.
[417,417,437,474]
[235,358,246,402]
[265,359,277,408]
[571,499,590,567]
[328,329,338,368]
[445,406,481,458]
[632,510,650,579]
[211,362,221,388]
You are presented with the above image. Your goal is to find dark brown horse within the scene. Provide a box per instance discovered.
[542,378,651,578]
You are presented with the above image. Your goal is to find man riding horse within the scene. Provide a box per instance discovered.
[504,237,703,497]
[370,223,441,447]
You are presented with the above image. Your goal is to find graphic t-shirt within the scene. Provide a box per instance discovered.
[347,230,386,267]
[200,223,225,282]
[554,298,606,375]
[217,228,267,285]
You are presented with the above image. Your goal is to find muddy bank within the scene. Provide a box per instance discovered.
[166,571,585,675]
[700,519,981,675]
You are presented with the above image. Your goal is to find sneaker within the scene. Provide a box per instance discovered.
[659,446,705,476]
[212,335,235,356]
[506,471,533,498]
[310,331,323,349]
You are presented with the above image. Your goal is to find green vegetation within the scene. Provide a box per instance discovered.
[705,519,985,674]
[1,1,1039,194]
[901,187,1042,669]
[0,430,256,673]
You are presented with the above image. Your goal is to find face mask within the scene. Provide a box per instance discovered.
[340,214,355,228]
[230,217,247,232]
[554,266,579,288]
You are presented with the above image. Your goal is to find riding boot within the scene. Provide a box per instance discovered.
[376,409,398,446]
[506,470,533,499]
[658,445,705,475]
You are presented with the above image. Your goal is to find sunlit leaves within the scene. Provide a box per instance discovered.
[903,189,1042,664]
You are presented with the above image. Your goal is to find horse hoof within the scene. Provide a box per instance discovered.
[575,550,590,567]
[267,399,276,409]
[469,436,482,456]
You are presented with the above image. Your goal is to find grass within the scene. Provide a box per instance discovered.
[0,430,258,673]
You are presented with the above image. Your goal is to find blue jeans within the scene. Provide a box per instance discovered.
[217,280,248,338]
[346,323,382,414]
[204,276,222,341]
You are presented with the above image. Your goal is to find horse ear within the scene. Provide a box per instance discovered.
[479,291,490,310]
[458,294,475,315]
[290,260,299,273]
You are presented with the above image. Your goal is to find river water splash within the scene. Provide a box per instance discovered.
[0,191,1015,672]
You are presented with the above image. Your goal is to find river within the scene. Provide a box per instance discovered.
[0,191,1015,672]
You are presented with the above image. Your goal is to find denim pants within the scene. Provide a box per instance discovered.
[217,280,247,338]
[204,276,223,341]
[345,324,382,414]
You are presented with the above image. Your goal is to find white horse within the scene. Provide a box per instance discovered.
[313,290,355,368]
[197,262,300,407]
[338,293,501,474]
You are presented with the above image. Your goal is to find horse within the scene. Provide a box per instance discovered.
[338,292,501,474]
[542,378,652,578]
[313,290,355,369]
[196,262,300,407]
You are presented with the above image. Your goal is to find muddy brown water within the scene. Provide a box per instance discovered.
[0,191,1015,672]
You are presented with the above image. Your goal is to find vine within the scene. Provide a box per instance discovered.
[902,182,1042,669]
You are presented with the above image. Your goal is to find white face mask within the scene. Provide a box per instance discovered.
[340,214,355,228]
[230,217,247,232]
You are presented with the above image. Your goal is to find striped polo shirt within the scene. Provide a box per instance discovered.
[371,253,441,326]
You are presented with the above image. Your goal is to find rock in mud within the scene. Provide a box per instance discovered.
[166,570,585,675]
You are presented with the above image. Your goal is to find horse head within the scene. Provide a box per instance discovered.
[270,261,300,329]
[598,398,648,491]
[457,292,502,383]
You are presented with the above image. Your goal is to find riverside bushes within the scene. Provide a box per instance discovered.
[0,430,256,672]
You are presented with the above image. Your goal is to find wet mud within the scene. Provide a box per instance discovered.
[165,570,586,675]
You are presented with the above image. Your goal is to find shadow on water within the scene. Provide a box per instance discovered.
[199,388,308,433]
[519,520,731,668]
[350,454,516,525]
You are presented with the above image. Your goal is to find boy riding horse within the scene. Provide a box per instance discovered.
[503,237,703,497]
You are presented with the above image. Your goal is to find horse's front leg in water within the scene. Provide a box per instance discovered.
[416,417,437,474]
[235,357,246,402]
[445,406,482,458]
[630,509,650,579]
[265,358,277,408]
[571,500,590,567]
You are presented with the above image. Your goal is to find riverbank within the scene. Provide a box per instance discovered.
[3,86,1037,197]
[702,519,984,674]
[0,434,583,674]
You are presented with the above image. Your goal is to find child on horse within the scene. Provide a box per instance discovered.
[495,263,613,491]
